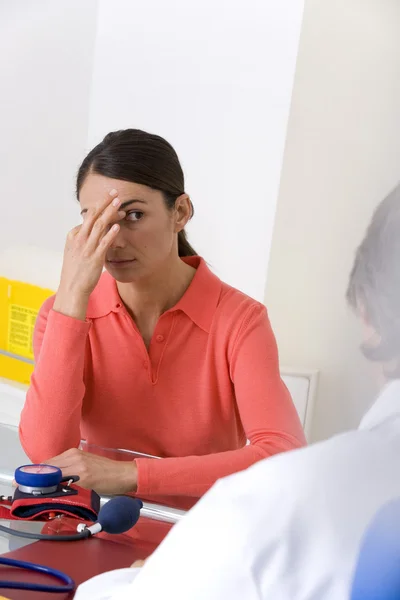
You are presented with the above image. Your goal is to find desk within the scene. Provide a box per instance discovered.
[0,477,159,600]
[0,425,182,599]
[0,517,157,599]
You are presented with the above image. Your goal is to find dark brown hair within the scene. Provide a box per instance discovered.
[76,129,197,257]
[347,183,400,375]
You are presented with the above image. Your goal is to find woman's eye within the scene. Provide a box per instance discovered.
[125,211,144,222]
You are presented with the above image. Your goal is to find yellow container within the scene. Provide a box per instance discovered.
[0,278,54,384]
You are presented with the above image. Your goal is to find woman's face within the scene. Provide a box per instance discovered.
[79,173,188,283]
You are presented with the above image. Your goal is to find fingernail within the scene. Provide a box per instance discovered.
[109,188,118,196]
[112,224,120,231]
[118,210,126,218]
[112,197,121,207]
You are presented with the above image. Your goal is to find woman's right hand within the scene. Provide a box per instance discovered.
[53,189,126,320]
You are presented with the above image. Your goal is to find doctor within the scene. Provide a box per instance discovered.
[76,181,400,600]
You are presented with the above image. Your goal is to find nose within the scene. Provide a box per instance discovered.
[109,225,127,249]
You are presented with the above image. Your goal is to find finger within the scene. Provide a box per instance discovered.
[45,448,78,464]
[66,225,82,243]
[45,454,65,465]
[93,223,122,259]
[79,189,120,240]
[131,559,146,568]
[46,457,70,469]
[46,455,76,469]
[48,459,84,479]
[85,205,126,254]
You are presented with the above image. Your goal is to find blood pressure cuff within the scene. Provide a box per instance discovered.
[0,484,100,522]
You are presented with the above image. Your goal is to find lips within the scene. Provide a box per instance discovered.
[106,258,136,266]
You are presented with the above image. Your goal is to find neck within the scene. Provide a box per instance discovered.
[116,255,196,321]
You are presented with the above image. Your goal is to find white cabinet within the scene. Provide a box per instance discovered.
[281,368,318,440]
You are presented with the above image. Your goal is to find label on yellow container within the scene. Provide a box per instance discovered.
[8,304,37,359]
[0,277,54,384]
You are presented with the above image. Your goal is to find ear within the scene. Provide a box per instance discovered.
[173,194,193,232]
[358,302,381,348]
[359,304,369,327]
[359,302,374,330]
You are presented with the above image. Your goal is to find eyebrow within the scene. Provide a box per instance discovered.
[80,198,147,215]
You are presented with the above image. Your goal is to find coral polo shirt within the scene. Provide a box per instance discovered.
[20,257,305,509]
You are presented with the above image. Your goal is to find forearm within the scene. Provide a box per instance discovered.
[135,431,302,498]
[19,309,91,462]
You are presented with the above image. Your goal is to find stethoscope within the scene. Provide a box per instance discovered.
[0,557,74,594]
[0,464,76,594]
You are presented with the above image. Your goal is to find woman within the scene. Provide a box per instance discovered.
[19,129,305,513]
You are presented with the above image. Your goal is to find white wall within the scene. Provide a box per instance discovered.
[265,0,400,441]
[0,0,98,286]
[87,0,304,301]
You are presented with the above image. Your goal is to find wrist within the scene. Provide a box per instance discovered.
[53,289,90,321]
[120,460,138,494]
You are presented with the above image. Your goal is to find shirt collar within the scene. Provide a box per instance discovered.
[86,256,222,333]
[359,379,400,431]
[170,256,222,333]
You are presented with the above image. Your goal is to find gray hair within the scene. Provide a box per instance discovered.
[347,182,400,376]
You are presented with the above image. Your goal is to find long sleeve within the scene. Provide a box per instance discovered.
[122,475,264,600]
[76,477,263,600]
[135,305,306,498]
[74,466,279,600]
[19,297,91,462]
[76,412,394,600]
[77,450,298,600]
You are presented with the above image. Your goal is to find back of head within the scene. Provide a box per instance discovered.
[76,129,196,257]
[347,183,400,374]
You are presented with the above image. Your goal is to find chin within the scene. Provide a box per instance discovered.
[105,262,143,283]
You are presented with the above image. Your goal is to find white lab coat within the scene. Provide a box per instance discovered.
[76,380,400,600]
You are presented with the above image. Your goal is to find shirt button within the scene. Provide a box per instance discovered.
[143,361,148,369]
[156,334,165,343]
